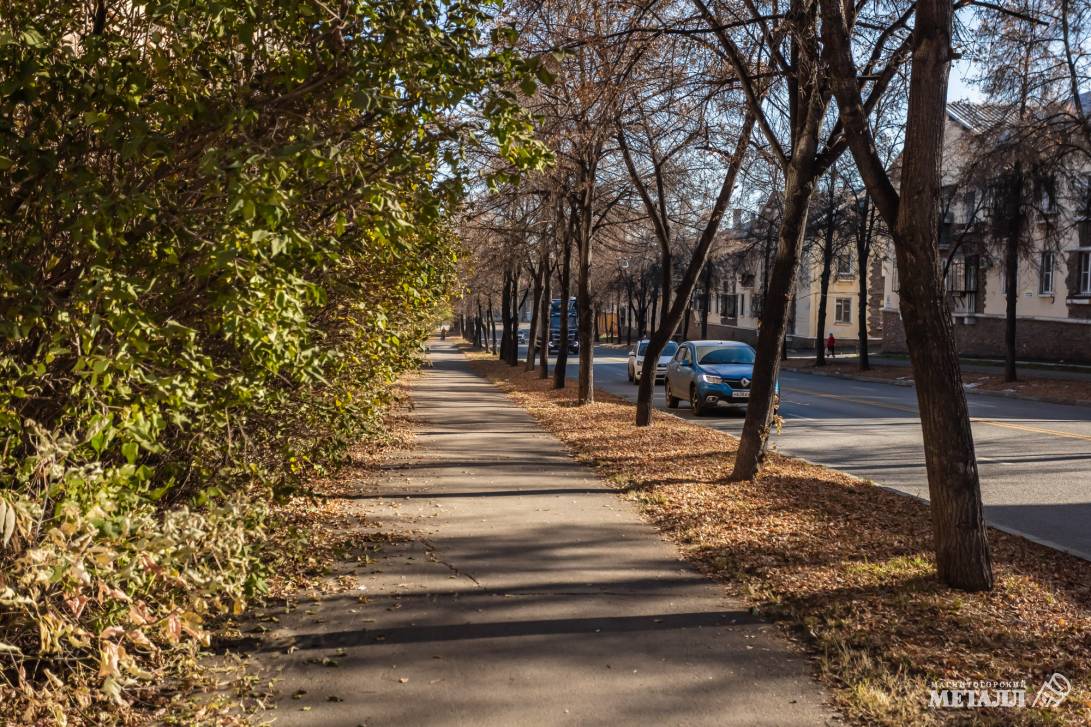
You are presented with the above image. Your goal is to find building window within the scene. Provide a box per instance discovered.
[962,189,978,223]
[1039,175,1058,214]
[1079,174,1091,218]
[835,297,852,324]
[1080,252,1091,295]
[1039,251,1054,294]
[750,293,762,319]
[836,253,853,277]
[720,292,739,318]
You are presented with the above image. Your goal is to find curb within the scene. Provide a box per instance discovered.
[783,365,1090,408]
[874,485,1091,564]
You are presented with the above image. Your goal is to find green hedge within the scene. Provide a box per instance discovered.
[0,0,541,720]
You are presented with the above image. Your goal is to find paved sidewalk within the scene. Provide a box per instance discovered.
[255,342,835,726]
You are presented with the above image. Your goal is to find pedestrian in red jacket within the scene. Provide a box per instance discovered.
[826,333,836,358]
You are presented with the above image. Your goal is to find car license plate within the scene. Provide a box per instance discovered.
[731,390,750,399]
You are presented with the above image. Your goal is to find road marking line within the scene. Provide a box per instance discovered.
[789,387,918,414]
[790,386,1091,444]
[969,418,1091,444]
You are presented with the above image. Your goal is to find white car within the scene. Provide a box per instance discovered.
[627,339,679,385]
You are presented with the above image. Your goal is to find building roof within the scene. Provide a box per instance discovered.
[949,90,1091,132]
[946,101,1015,132]
[1075,91,1091,113]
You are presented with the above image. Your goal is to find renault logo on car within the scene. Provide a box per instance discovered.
[741,377,750,388]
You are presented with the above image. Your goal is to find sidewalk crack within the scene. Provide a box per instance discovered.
[423,539,482,587]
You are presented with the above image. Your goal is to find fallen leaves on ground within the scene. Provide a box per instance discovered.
[180,381,419,723]
[466,350,1091,727]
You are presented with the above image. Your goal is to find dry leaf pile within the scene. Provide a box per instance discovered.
[467,352,1091,726]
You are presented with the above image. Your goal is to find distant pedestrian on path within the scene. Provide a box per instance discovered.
[440,326,447,340]
[826,333,836,358]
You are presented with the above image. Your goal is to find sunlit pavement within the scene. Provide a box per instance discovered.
[265,342,833,726]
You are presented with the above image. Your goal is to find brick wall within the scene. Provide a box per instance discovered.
[882,309,1091,364]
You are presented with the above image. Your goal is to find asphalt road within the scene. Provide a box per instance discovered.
[527,343,1091,562]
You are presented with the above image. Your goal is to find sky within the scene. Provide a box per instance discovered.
[947,58,984,103]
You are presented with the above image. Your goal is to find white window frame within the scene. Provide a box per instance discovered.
[1039,250,1054,294]
[1080,252,1091,295]
[836,253,853,277]
[834,297,852,324]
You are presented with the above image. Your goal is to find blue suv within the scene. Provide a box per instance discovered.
[664,340,778,416]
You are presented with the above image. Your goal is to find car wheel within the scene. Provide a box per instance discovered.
[666,381,679,409]
[690,386,705,417]
[627,364,634,383]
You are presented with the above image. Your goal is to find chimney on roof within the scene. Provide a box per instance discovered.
[732,208,743,229]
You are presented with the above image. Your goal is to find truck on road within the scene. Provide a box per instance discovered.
[548,298,579,354]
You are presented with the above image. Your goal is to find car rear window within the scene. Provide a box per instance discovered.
[638,341,678,356]
[696,345,755,365]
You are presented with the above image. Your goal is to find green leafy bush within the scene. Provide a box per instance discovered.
[0,0,542,721]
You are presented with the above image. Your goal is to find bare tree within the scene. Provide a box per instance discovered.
[692,0,909,480]
[614,7,757,426]
[821,0,993,590]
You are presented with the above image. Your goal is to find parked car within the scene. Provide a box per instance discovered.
[664,340,779,416]
[517,329,528,344]
[627,339,679,384]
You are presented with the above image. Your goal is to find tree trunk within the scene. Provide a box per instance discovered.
[628,299,635,344]
[857,239,871,371]
[820,0,994,591]
[487,298,497,354]
[892,0,993,591]
[701,265,712,338]
[732,155,819,480]
[553,233,572,390]
[576,216,594,405]
[526,260,544,371]
[507,270,520,366]
[539,263,551,379]
[814,229,834,365]
[475,300,484,348]
[660,258,672,331]
[648,285,658,339]
[500,271,513,362]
